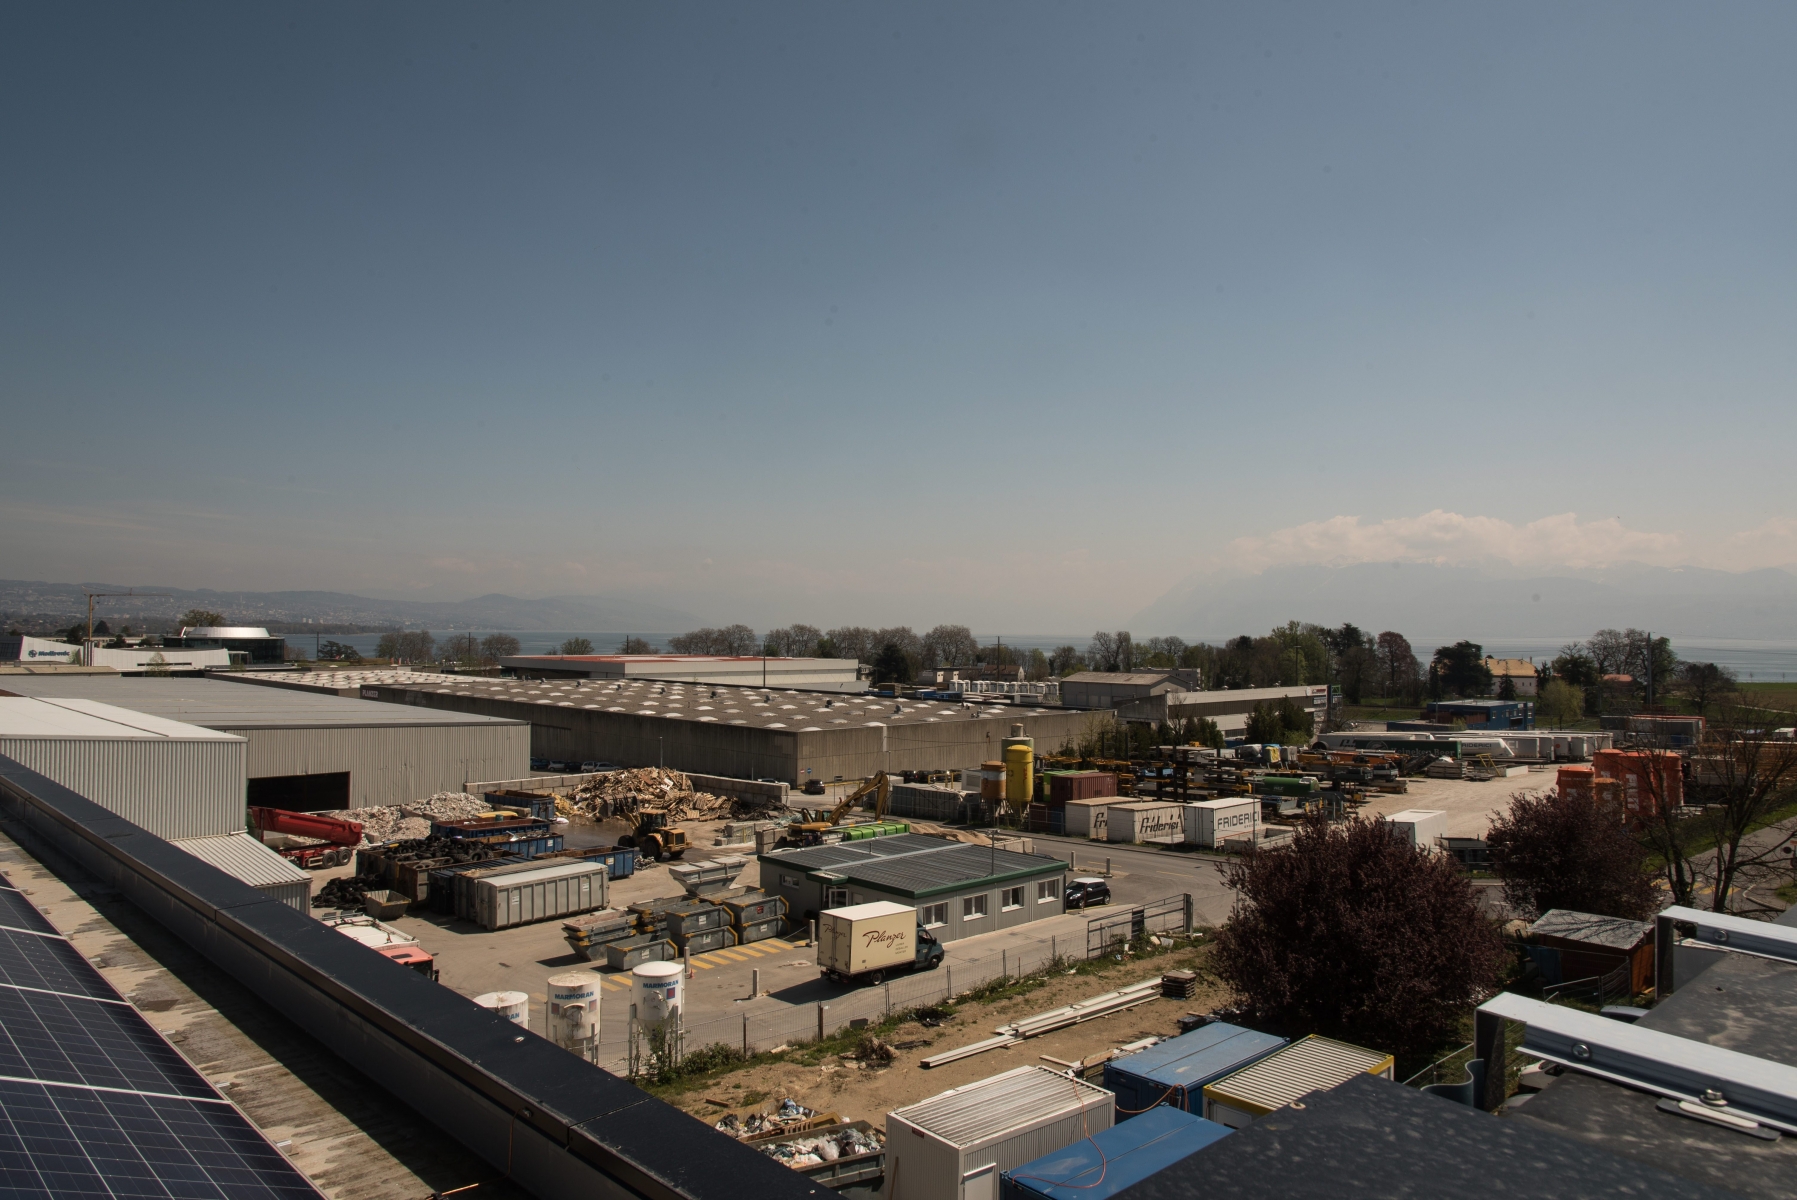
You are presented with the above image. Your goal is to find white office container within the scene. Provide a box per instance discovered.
[1061,798,1111,840]
[1105,801,1184,845]
[1383,809,1447,851]
[467,860,607,930]
[1183,799,1259,849]
[0,697,246,839]
[886,1065,1114,1200]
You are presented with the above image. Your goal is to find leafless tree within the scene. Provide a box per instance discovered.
[825,626,878,663]
[762,624,823,657]
[1087,631,1134,672]
[667,625,758,655]
[920,624,978,668]
[1047,645,1085,676]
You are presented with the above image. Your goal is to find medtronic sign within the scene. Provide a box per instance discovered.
[4,637,77,662]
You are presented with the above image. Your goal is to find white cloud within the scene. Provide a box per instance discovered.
[1221,510,1739,573]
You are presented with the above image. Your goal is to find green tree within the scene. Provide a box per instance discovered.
[872,641,913,685]
[317,640,361,662]
[1192,717,1225,750]
[1497,673,1517,700]
[1536,679,1584,727]
[560,637,595,655]
[618,635,656,654]
[1678,662,1737,715]
[1430,641,1492,698]
[179,609,226,628]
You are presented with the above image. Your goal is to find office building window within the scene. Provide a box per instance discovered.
[963,894,988,920]
[919,903,948,928]
[1037,880,1058,903]
[1001,886,1024,911]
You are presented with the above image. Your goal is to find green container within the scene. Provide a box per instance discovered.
[1259,775,1318,797]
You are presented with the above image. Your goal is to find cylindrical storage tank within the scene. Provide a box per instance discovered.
[546,972,599,1058]
[1002,728,1034,811]
[980,761,1007,802]
[633,960,684,1026]
[473,990,529,1025]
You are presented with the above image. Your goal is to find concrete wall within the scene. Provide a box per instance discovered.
[364,685,1091,785]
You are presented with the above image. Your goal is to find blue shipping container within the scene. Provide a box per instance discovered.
[1103,1022,1287,1120]
[1000,1105,1231,1200]
[594,847,637,879]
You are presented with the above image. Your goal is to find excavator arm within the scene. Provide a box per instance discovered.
[826,771,889,825]
[250,807,363,848]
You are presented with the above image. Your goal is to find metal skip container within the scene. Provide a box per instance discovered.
[1102,1022,1287,1119]
[885,1065,1114,1200]
[468,860,609,931]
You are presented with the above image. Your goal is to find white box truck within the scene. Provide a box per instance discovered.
[1184,799,1259,849]
[817,900,943,986]
[1105,801,1184,845]
[1384,809,1447,851]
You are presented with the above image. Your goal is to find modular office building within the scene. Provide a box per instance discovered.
[758,833,1067,940]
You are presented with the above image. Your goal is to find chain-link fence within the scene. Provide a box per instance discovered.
[594,896,1192,1073]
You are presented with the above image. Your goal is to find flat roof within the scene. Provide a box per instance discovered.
[0,696,242,741]
[0,676,525,730]
[762,833,1065,898]
[379,677,1056,731]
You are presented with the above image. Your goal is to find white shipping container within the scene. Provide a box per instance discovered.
[1384,809,1448,851]
[469,860,608,930]
[886,1065,1114,1200]
[818,900,915,978]
[1183,799,1259,848]
[1061,798,1110,840]
[0,697,247,840]
[1104,801,1184,845]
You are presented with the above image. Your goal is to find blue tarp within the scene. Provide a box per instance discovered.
[1000,1106,1232,1200]
[1103,1022,1288,1119]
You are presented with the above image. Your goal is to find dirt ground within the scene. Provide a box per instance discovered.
[664,944,1231,1134]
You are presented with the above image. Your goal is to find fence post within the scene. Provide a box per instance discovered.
[1184,893,1193,934]
[751,968,760,999]
[1052,934,1057,965]
[884,981,891,1018]
[946,966,952,1000]
[1002,949,1007,982]
[817,1003,827,1042]
[742,1014,749,1058]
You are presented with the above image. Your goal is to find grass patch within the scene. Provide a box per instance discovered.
[1643,795,1797,869]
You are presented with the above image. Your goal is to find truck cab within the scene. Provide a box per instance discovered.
[914,925,945,972]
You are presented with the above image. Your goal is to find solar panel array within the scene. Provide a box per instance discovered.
[0,873,321,1199]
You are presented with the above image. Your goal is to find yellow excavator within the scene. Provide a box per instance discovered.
[779,772,890,848]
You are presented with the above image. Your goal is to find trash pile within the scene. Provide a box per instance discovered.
[713,1098,819,1141]
[564,768,779,821]
[754,1125,883,1168]
[327,793,492,845]
[314,876,373,909]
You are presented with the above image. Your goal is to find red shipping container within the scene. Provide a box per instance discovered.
[1592,750,1682,822]
[1049,771,1118,804]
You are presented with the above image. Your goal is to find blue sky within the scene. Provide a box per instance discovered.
[5,3,1795,630]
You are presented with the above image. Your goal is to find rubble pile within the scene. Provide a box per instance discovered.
[754,1124,882,1167]
[564,768,781,821]
[330,792,492,845]
[713,1099,821,1141]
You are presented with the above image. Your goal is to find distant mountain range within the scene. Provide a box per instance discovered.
[1130,562,1797,642]
[0,580,700,634]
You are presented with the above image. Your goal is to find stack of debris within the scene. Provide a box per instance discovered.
[320,792,492,845]
[714,1099,825,1141]
[563,768,780,821]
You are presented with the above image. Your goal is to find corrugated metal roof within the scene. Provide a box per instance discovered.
[891,1066,1111,1148]
[171,833,310,886]
[0,697,242,741]
[0,677,524,730]
[760,833,955,871]
[468,859,609,888]
[1528,908,1651,950]
[761,834,1063,896]
[1204,1036,1392,1115]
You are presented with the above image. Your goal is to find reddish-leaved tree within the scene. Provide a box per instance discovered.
[1486,788,1656,922]
[1212,816,1502,1061]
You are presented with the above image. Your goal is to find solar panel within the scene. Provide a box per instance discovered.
[0,1079,319,1199]
[0,927,115,1000]
[0,886,59,935]
[0,885,323,1198]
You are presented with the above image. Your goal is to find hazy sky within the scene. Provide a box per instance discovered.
[5,3,1796,630]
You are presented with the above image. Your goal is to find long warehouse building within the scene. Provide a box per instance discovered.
[357,676,1094,783]
[0,675,528,809]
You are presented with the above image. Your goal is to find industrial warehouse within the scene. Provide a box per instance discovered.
[356,674,1092,782]
[0,674,529,808]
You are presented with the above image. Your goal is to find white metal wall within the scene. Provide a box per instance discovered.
[0,736,247,840]
[225,724,530,808]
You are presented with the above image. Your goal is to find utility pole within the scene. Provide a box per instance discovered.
[81,589,172,649]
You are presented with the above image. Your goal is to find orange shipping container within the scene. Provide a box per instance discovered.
[1592,750,1682,821]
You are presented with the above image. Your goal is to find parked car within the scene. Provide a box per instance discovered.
[529,757,550,770]
[579,761,617,773]
[1065,877,1111,909]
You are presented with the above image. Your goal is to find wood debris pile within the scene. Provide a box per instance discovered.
[563,768,782,821]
